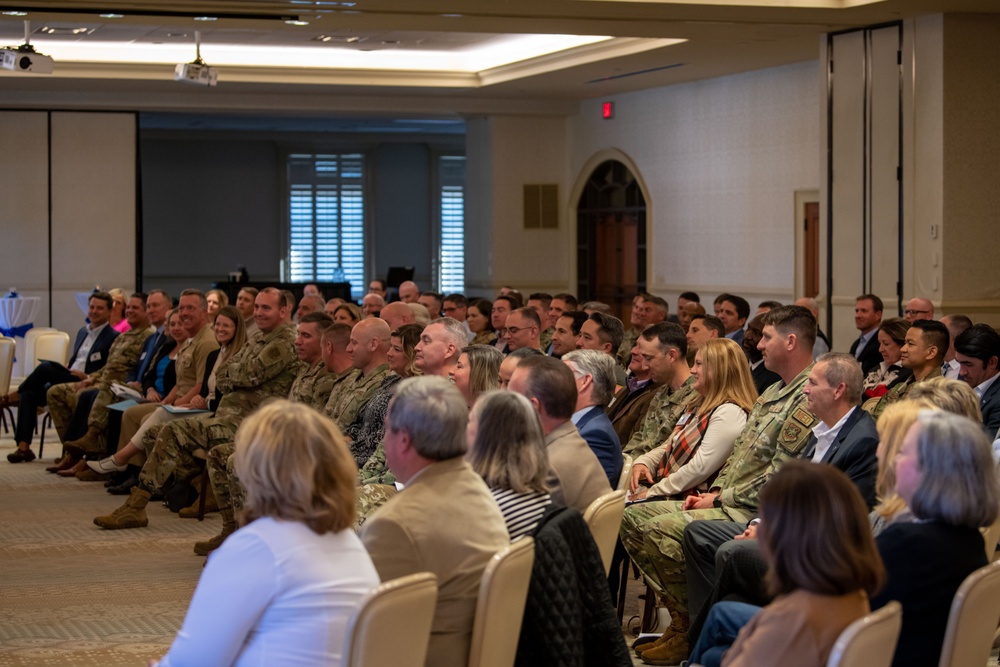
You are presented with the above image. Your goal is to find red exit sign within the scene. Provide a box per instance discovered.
[602,102,614,119]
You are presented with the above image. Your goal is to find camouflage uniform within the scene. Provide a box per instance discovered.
[620,363,817,618]
[358,441,396,486]
[617,328,641,367]
[137,324,300,493]
[288,360,335,411]
[46,325,153,447]
[539,327,554,354]
[323,368,360,425]
[354,483,398,531]
[863,367,942,421]
[324,363,390,431]
[622,377,698,458]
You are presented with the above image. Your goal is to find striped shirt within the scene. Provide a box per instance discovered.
[490,488,552,540]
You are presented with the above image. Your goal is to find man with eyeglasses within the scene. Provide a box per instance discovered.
[903,297,935,324]
[503,307,542,352]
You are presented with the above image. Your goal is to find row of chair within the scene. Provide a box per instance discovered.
[0,330,71,456]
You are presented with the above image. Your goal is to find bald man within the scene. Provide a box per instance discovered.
[398,281,420,304]
[380,302,416,331]
[324,318,391,430]
[904,297,935,324]
[362,293,384,318]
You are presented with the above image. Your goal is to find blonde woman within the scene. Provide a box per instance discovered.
[154,401,379,666]
[449,344,503,408]
[629,338,758,499]
[108,287,131,333]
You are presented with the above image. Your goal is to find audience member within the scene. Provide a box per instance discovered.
[498,347,544,389]
[939,313,972,379]
[442,293,468,322]
[466,390,552,540]
[408,302,433,325]
[954,323,1000,435]
[155,401,379,667]
[581,300,614,316]
[491,295,519,350]
[333,303,362,325]
[368,279,387,299]
[562,350,623,486]
[467,298,497,345]
[295,295,325,323]
[235,287,259,336]
[206,289,228,324]
[414,317,466,378]
[379,301,414,330]
[108,288,131,333]
[715,295,749,344]
[550,310,587,358]
[508,355,611,512]
[449,344,503,408]
[742,313,780,395]
[361,293,384,318]
[903,297,935,323]
[302,283,321,298]
[418,291,444,318]
[504,306,542,352]
[397,280,420,304]
[618,294,648,367]
[850,294,884,376]
[864,319,949,419]
[678,301,706,332]
[793,297,830,359]
[360,376,508,667]
[861,317,910,399]
[607,334,661,446]
[686,314,724,364]
[324,318,391,431]
[547,292,578,330]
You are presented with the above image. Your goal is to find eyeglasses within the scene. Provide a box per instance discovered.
[502,326,532,336]
[904,309,930,317]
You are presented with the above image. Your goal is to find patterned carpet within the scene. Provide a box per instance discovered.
[0,433,219,666]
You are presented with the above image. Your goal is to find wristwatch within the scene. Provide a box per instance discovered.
[712,496,723,509]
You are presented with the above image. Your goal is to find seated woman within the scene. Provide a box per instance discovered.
[333,303,362,326]
[466,390,551,539]
[108,287,131,333]
[628,338,757,500]
[449,344,503,409]
[205,289,228,326]
[467,298,497,345]
[862,317,911,399]
[870,409,999,667]
[687,461,884,667]
[92,307,246,481]
[154,400,380,666]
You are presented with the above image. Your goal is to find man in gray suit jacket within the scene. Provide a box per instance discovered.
[509,355,612,512]
[360,376,509,667]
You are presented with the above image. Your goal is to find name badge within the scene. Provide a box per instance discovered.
[90,352,102,362]
[139,352,147,361]
[677,412,692,426]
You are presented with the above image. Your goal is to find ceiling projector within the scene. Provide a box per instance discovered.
[174,61,218,86]
[1,45,54,74]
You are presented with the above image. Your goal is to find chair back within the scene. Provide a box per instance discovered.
[343,572,438,667]
[979,510,1000,560]
[468,537,535,667]
[582,489,627,576]
[34,332,71,367]
[0,337,14,395]
[937,560,1000,667]
[23,327,56,373]
[826,601,901,667]
[617,454,633,492]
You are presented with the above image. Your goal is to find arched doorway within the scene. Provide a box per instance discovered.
[576,159,647,320]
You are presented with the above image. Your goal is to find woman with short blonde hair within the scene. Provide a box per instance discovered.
[156,400,379,667]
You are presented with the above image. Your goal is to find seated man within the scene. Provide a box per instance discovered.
[397,280,420,304]
[863,318,948,420]
[504,307,543,353]
[715,294,749,345]
[549,310,587,359]
[607,335,661,446]
[617,293,648,367]
[686,314,723,365]
[6,291,118,463]
[577,311,627,386]
[92,287,300,530]
[954,323,1000,436]
[743,313,781,394]
[323,318,391,431]
[562,349,623,486]
[360,376,509,667]
[508,354,611,512]
[526,292,554,351]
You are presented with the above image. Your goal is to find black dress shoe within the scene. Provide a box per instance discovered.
[7,448,37,463]
[107,475,139,495]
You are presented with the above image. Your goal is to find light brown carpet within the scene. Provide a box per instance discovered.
[0,434,219,666]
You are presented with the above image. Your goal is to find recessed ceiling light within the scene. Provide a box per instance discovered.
[285,19,310,25]
[40,26,92,35]
[99,13,124,18]
[2,10,27,16]
[193,16,217,21]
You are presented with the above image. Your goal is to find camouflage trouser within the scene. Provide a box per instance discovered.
[45,382,78,443]
[353,484,397,531]
[138,413,237,493]
[619,500,731,618]
[206,442,244,522]
[85,384,115,431]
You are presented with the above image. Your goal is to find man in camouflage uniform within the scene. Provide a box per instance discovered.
[616,294,647,367]
[623,305,818,664]
[198,312,337,554]
[93,287,299,530]
[623,323,698,459]
[325,318,392,430]
[67,290,216,469]
[863,318,948,420]
[47,293,153,451]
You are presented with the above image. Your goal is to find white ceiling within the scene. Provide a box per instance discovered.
[1,1,998,114]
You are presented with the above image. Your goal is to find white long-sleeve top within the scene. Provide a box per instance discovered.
[159,517,380,667]
[634,402,748,498]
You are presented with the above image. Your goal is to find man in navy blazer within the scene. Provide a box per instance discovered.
[954,324,1000,437]
[562,349,623,488]
[6,292,118,463]
[849,294,884,377]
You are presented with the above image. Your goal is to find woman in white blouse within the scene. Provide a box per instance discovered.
[153,400,380,667]
[629,338,757,499]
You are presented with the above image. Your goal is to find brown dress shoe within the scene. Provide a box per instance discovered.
[75,467,109,482]
[46,453,81,473]
[57,459,87,477]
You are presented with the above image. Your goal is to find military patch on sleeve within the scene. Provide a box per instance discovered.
[778,408,817,453]
[791,408,817,427]
[267,345,282,360]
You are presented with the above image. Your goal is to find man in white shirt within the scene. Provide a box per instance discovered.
[939,314,972,380]
[954,323,1000,437]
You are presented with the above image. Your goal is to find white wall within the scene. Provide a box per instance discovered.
[568,60,821,315]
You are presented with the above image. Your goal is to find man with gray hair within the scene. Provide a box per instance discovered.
[414,317,467,377]
[562,349,623,487]
[295,294,325,323]
[361,376,508,667]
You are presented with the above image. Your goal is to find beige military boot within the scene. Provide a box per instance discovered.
[64,426,103,456]
[179,483,218,518]
[93,487,151,529]
[193,507,237,556]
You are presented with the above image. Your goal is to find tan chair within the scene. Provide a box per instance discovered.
[33,332,72,458]
[616,454,633,492]
[467,537,535,667]
[0,337,15,434]
[937,560,1000,667]
[980,510,1000,560]
[583,489,627,576]
[825,601,901,667]
[9,326,56,385]
[343,572,438,667]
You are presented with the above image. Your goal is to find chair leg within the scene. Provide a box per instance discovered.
[640,582,658,634]
[197,471,209,522]
[38,413,50,460]
[617,554,632,623]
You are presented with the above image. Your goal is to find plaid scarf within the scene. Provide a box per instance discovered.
[657,406,716,480]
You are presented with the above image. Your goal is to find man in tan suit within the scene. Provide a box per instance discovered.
[509,355,612,512]
[360,376,508,667]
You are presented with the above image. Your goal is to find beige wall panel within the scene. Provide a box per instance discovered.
[0,111,51,325]
[49,112,136,334]
[869,26,902,301]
